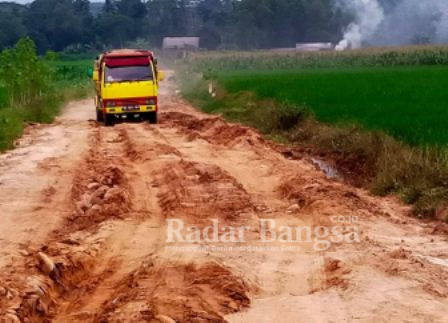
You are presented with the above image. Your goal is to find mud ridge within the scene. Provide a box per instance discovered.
[154,159,254,224]
[96,260,252,322]
[63,127,132,234]
[161,112,263,146]
[277,175,390,224]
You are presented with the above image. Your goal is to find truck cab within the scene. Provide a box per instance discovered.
[91,49,164,126]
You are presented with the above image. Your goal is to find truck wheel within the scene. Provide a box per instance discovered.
[96,109,104,122]
[104,115,115,127]
[148,112,158,124]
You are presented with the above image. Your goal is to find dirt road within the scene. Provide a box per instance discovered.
[0,74,447,322]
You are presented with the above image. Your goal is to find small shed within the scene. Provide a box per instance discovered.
[162,37,200,50]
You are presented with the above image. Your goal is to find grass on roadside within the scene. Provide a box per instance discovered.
[0,38,92,152]
[0,84,91,151]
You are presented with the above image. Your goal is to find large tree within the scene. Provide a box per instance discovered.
[0,11,27,49]
[0,3,27,49]
[94,0,147,47]
[0,0,351,51]
[144,0,192,46]
[25,0,93,52]
[196,0,233,49]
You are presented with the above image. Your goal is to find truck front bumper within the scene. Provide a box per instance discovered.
[104,105,157,114]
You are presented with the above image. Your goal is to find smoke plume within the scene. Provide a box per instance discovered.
[336,0,448,50]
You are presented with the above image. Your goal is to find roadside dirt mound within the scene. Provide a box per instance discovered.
[155,160,254,223]
[160,111,199,128]
[14,248,101,322]
[161,111,262,146]
[97,261,251,322]
[205,122,261,146]
[67,163,131,234]
[276,175,387,225]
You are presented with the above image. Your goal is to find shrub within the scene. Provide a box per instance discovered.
[0,37,91,151]
[0,37,51,106]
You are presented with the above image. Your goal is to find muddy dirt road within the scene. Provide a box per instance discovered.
[0,74,447,322]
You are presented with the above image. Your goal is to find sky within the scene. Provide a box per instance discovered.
[7,0,38,3]
[4,0,105,3]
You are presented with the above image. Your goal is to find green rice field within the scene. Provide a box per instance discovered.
[215,66,448,146]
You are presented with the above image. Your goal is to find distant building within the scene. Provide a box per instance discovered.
[162,37,200,50]
[295,43,334,52]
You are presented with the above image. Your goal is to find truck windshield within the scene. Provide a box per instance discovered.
[105,65,153,83]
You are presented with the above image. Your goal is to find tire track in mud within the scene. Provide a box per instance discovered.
[0,123,157,321]
[84,124,258,322]
[0,120,257,322]
[1,123,137,321]
[44,125,153,322]
[40,123,194,322]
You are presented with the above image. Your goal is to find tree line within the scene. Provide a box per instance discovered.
[0,0,350,53]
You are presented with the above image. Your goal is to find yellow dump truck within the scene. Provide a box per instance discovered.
[89,49,164,126]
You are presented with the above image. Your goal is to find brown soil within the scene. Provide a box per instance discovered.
[0,72,447,323]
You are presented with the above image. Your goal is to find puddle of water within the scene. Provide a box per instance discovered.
[421,256,448,268]
[311,158,342,180]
